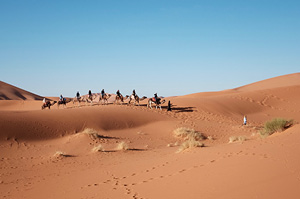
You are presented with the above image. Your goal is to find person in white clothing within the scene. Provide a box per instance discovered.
[243,115,247,125]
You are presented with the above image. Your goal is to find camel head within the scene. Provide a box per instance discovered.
[140,96,147,101]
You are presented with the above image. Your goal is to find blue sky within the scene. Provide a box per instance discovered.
[1,0,299,97]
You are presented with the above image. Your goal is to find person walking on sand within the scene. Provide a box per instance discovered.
[167,100,172,111]
[243,115,247,125]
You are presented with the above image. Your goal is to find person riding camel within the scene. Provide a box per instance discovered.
[101,89,105,98]
[154,93,158,102]
[60,95,64,102]
[154,93,160,104]
[88,90,92,99]
[116,90,121,98]
[132,89,136,97]
[76,91,80,100]
[43,98,46,106]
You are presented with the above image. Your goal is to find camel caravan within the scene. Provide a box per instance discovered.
[41,89,168,111]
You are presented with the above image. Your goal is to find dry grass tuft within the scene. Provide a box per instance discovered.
[116,141,129,151]
[81,128,100,139]
[173,127,206,141]
[177,140,204,153]
[228,136,247,143]
[259,118,293,137]
[173,127,205,152]
[54,151,67,158]
[92,144,104,152]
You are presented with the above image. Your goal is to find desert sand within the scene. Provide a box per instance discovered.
[1,73,300,199]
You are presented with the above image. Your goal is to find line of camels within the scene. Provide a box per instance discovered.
[42,93,166,110]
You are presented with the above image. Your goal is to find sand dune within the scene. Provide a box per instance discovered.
[0,81,44,100]
[1,73,300,199]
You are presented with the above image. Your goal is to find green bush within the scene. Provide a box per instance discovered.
[260,118,293,137]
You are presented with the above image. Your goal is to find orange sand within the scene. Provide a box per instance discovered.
[0,73,300,199]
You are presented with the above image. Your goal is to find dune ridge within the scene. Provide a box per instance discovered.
[0,81,44,100]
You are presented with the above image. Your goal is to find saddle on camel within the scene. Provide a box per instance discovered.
[41,100,57,110]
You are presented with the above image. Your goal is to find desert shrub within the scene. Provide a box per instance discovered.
[116,141,129,151]
[54,151,66,158]
[173,127,206,141]
[260,118,293,137]
[173,127,205,152]
[177,140,204,153]
[92,144,104,152]
[81,128,100,139]
[228,136,247,143]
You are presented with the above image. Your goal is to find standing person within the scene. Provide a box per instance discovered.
[243,115,247,125]
[167,100,172,111]
[101,89,105,98]
[43,98,46,106]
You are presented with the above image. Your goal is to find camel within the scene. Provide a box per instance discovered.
[114,94,129,105]
[147,97,166,110]
[72,96,85,107]
[98,93,112,105]
[82,94,97,106]
[57,98,72,109]
[128,94,147,106]
[41,100,57,110]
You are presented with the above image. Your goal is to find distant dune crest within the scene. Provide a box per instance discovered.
[0,73,299,100]
[0,81,44,100]
[233,73,300,92]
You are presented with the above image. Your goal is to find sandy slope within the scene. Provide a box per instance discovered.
[0,81,44,100]
[1,73,300,199]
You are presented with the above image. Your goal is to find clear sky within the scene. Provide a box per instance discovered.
[1,0,299,97]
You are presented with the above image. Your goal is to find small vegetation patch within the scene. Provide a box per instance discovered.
[116,141,129,151]
[81,128,100,139]
[177,140,204,153]
[228,136,247,143]
[173,127,206,141]
[260,118,293,137]
[92,144,104,152]
[173,127,205,152]
[53,151,67,158]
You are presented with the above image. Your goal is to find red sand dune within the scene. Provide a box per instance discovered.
[0,73,300,199]
[0,81,44,100]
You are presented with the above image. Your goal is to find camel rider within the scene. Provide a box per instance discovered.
[116,90,121,98]
[88,90,92,99]
[154,93,158,102]
[76,91,80,99]
[101,89,105,98]
[132,89,136,97]
[60,95,64,102]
